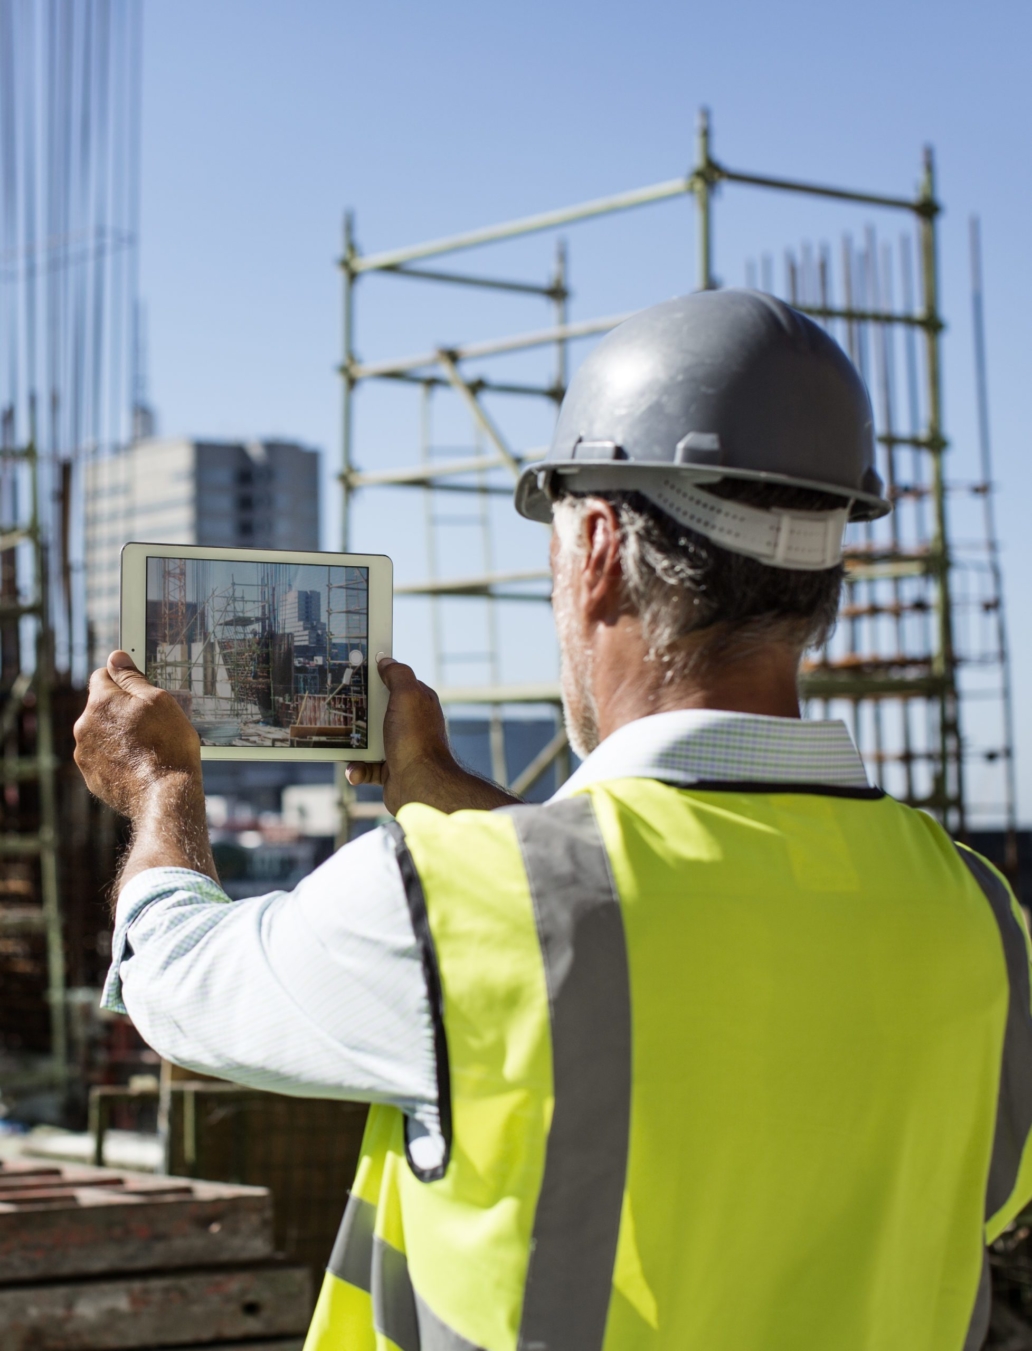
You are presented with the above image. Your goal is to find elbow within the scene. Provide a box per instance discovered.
[119,967,204,1072]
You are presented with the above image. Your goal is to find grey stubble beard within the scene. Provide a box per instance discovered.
[552,569,600,763]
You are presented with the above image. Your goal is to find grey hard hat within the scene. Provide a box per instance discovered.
[515,289,889,527]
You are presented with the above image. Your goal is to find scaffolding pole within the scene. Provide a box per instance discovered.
[970,215,1018,867]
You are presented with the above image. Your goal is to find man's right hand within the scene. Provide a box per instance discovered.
[74,651,203,821]
[73,652,217,896]
[345,657,519,815]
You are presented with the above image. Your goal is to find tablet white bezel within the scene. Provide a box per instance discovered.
[119,542,393,762]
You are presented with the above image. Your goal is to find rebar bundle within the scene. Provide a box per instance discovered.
[0,0,142,1089]
[0,0,142,676]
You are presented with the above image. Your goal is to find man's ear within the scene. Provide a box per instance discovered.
[580,500,624,624]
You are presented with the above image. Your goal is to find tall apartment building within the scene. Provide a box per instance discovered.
[282,588,322,642]
[86,438,320,661]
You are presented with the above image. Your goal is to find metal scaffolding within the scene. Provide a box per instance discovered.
[0,432,66,1080]
[0,0,142,1081]
[338,111,1015,842]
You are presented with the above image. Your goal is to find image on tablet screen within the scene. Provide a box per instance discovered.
[145,557,369,749]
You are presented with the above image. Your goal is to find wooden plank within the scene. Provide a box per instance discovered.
[165,1087,367,1288]
[138,1343,305,1351]
[0,1263,312,1349]
[0,1164,274,1283]
[0,1162,63,1181]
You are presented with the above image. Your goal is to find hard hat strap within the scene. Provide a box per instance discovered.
[557,468,850,570]
[643,478,849,571]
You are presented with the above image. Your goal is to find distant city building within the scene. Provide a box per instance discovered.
[86,438,320,662]
[282,588,323,645]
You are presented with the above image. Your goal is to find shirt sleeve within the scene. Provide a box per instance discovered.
[101,825,439,1131]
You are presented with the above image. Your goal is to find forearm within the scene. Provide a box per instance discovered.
[117,772,217,901]
[394,752,520,814]
[440,771,520,812]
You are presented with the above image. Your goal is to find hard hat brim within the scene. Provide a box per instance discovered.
[514,461,891,526]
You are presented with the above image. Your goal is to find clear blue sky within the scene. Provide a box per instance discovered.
[141,0,1032,820]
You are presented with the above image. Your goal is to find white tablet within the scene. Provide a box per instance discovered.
[119,543,393,761]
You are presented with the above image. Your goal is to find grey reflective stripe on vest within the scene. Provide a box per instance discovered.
[328,1196,485,1349]
[963,1251,991,1351]
[956,847,1032,1351]
[374,1236,420,1351]
[327,1193,375,1291]
[957,847,1032,1219]
[414,1289,486,1351]
[508,795,633,1351]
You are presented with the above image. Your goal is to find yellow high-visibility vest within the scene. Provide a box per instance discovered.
[305,779,1032,1351]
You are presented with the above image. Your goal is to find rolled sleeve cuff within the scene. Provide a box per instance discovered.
[100,868,232,1015]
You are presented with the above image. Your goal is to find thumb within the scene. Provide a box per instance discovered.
[376,655,416,693]
[107,649,152,695]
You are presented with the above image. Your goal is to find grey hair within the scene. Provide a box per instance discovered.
[552,480,844,682]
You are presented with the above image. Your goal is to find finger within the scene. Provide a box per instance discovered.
[375,656,420,694]
[87,665,121,698]
[107,649,154,697]
[346,761,385,786]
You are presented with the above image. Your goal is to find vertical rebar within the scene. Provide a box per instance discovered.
[785,251,798,305]
[801,242,816,307]
[28,431,66,1079]
[970,215,1018,863]
[870,232,914,802]
[918,147,963,832]
[840,237,860,684]
[818,246,830,333]
[899,234,926,532]
[841,236,858,362]
[694,108,714,291]
[552,238,568,403]
[900,232,932,729]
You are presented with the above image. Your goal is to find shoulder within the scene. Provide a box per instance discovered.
[394,795,602,865]
[393,802,528,892]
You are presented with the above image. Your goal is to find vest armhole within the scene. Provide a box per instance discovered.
[384,817,453,1182]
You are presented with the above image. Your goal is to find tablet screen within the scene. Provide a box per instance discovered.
[145,556,370,750]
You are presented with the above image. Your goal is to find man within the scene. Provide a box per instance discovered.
[75,291,1032,1351]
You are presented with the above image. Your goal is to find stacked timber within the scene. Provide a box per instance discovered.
[0,1157,310,1350]
[160,1075,368,1287]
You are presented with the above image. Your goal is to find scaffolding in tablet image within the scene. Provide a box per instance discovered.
[144,558,369,750]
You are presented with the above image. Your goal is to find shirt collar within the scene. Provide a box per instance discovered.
[551,708,870,799]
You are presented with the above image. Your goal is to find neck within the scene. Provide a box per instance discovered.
[589,614,802,745]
